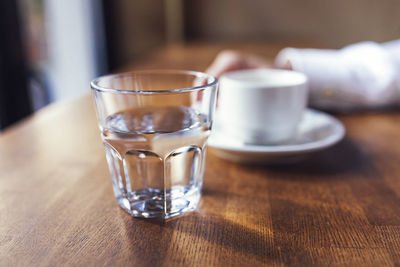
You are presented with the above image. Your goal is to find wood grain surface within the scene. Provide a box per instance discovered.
[0,43,399,266]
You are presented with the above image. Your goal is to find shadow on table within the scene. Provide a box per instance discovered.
[120,210,280,264]
[242,137,374,178]
[117,210,176,265]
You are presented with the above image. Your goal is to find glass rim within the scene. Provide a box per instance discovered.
[90,69,218,94]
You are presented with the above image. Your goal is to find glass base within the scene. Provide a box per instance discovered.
[116,186,201,219]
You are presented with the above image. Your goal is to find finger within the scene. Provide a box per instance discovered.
[243,55,273,69]
[206,50,244,78]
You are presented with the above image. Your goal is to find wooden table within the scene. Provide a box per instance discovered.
[1,43,400,266]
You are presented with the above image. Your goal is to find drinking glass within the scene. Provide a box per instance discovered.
[91,70,218,219]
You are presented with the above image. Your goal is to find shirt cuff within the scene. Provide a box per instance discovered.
[275,43,400,111]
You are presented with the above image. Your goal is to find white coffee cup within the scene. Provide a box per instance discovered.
[217,68,308,145]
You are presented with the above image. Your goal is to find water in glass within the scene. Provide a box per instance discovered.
[102,105,210,218]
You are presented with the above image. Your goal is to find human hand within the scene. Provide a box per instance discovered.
[206,50,274,78]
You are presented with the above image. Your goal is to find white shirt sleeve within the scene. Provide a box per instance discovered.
[275,41,400,111]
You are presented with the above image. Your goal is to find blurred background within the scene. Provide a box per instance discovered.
[1,0,399,129]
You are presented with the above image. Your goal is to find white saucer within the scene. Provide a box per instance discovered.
[208,109,345,164]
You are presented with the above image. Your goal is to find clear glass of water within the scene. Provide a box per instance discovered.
[91,70,218,219]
